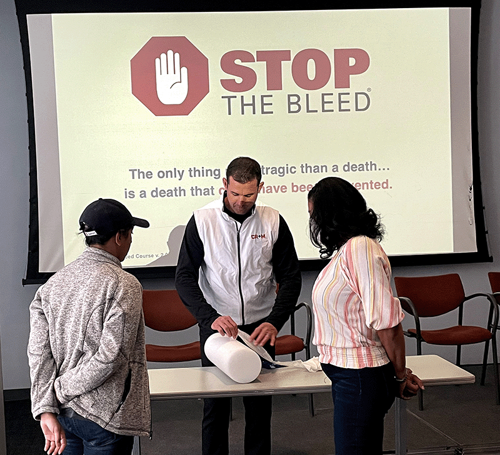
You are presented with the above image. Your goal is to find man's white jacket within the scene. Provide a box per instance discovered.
[176,197,302,331]
[194,199,280,325]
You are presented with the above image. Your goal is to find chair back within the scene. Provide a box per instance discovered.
[488,272,500,294]
[143,289,197,332]
[394,273,465,317]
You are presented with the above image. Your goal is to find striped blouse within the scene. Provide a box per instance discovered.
[312,235,404,369]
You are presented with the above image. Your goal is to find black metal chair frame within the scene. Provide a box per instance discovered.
[399,292,499,410]
[276,301,315,416]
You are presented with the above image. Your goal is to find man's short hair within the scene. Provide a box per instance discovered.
[226,157,262,185]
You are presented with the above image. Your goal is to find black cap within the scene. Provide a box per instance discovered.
[79,198,149,237]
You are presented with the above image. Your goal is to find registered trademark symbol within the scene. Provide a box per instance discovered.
[367,88,371,92]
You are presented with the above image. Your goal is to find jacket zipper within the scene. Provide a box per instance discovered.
[235,221,245,325]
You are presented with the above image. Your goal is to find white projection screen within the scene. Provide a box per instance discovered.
[15,1,489,283]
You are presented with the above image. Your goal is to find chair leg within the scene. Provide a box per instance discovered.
[492,335,500,405]
[456,345,462,367]
[481,339,491,386]
[416,340,424,410]
[418,389,424,411]
[308,393,315,417]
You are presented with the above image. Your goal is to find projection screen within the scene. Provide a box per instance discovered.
[16,2,489,283]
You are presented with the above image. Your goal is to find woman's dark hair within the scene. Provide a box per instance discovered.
[308,177,384,258]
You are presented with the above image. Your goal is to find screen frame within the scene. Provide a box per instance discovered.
[15,0,489,285]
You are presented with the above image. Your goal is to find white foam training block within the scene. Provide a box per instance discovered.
[204,333,262,383]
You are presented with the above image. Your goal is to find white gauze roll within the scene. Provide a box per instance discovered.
[204,333,262,383]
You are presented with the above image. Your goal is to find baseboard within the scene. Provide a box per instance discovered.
[3,388,30,402]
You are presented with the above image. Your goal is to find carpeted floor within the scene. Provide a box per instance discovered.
[5,365,500,454]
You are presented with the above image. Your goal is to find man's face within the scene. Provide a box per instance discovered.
[223,176,263,216]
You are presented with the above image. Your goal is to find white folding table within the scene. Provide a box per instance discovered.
[396,355,475,455]
[134,354,474,455]
[148,363,331,400]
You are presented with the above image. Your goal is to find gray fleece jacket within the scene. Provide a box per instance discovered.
[28,247,151,437]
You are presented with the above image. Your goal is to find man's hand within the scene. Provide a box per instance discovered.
[249,322,278,347]
[40,412,66,454]
[155,50,189,105]
[211,315,239,339]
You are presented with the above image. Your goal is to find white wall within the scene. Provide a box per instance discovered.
[0,0,44,390]
[1,0,500,390]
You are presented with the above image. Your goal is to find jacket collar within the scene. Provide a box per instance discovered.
[84,246,122,268]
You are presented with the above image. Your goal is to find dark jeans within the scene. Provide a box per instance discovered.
[322,362,396,455]
[200,320,274,455]
[57,415,134,455]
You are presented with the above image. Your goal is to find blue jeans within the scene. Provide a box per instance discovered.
[322,362,396,455]
[57,415,134,455]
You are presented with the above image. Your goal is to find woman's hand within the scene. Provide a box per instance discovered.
[40,412,66,454]
[396,368,425,399]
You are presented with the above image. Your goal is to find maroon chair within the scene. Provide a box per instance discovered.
[394,273,499,409]
[275,302,312,360]
[487,271,500,383]
[142,289,201,363]
[487,271,500,303]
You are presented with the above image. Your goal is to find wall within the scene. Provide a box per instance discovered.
[0,0,45,390]
[1,0,499,390]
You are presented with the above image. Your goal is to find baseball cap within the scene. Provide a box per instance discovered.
[79,198,149,237]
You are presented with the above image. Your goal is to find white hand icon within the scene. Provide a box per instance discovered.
[155,50,189,105]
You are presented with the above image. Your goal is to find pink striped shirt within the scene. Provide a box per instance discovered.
[312,236,404,369]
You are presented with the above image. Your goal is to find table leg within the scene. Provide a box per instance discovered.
[394,398,407,455]
[132,436,141,455]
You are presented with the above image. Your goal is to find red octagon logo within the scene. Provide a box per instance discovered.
[131,37,209,116]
